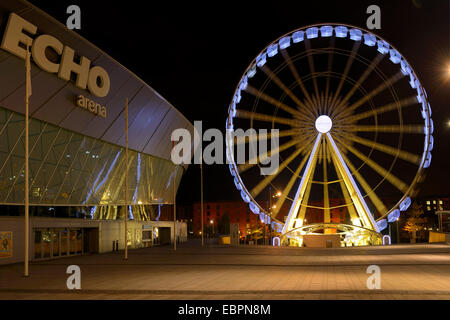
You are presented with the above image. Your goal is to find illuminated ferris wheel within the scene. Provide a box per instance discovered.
[225,24,433,246]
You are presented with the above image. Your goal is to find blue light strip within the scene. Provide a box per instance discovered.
[92,150,121,196]
[132,153,141,203]
[83,161,108,204]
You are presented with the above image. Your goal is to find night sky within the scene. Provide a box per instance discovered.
[28,0,450,205]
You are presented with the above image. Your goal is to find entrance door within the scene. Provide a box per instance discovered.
[159,227,171,245]
[83,228,99,253]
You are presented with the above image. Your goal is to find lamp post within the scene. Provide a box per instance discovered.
[268,189,281,246]
[200,162,204,247]
[210,219,214,236]
[436,210,449,233]
[396,217,400,244]
[124,98,129,260]
[267,187,271,246]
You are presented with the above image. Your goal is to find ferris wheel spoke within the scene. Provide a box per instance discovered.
[304,39,321,106]
[236,110,309,127]
[250,143,306,198]
[327,141,361,224]
[326,133,378,231]
[259,66,316,120]
[238,134,316,174]
[335,71,405,121]
[334,95,418,124]
[233,128,302,147]
[296,173,314,227]
[282,134,322,234]
[334,135,409,194]
[339,133,421,165]
[337,146,389,216]
[329,41,361,113]
[245,85,311,121]
[330,53,384,118]
[342,124,425,134]
[324,37,335,115]
[280,50,318,117]
[272,147,312,218]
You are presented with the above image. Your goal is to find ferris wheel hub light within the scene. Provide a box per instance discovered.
[315,115,332,133]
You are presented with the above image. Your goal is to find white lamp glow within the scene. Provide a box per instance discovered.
[315,115,332,133]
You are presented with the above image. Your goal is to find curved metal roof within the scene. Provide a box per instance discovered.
[0,0,193,166]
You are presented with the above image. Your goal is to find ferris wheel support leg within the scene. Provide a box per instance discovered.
[282,133,322,234]
[326,133,379,232]
[323,139,331,226]
[328,146,360,224]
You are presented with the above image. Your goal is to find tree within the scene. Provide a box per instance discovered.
[402,201,428,243]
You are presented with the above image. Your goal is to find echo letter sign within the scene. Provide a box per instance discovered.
[0,13,111,99]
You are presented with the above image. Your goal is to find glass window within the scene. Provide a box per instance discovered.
[42,230,51,258]
[0,106,185,207]
[34,230,42,259]
[135,229,141,247]
[127,229,132,247]
[52,230,60,257]
[69,230,78,254]
[60,229,68,256]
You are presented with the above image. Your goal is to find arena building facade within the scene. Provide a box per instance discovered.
[0,0,193,264]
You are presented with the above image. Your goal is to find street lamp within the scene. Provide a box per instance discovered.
[396,217,400,244]
[268,190,281,246]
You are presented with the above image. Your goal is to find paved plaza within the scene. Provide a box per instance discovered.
[1,241,450,300]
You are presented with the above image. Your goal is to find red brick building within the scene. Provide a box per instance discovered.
[192,201,260,236]
[191,198,348,237]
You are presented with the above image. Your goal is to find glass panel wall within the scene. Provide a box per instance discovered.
[69,230,77,254]
[34,230,41,259]
[33,228,86,260]
[0,106,184,207]
[52,230,60,257]
[60,229,68,256]
[42,230,51,258]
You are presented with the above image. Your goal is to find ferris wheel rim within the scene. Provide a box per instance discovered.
[226,23,433,235]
